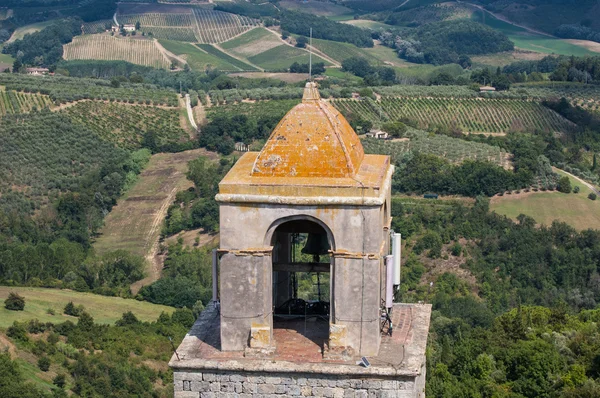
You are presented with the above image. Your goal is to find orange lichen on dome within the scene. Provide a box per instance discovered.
[251,82,364,178]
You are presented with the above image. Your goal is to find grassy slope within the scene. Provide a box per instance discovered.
[158,39,239,71]
[7,20,57,42]
[0,287,174,327]
[195,44,259,71]
[222,29,332,70]
[472,11,593,56]
[491,170,600,231]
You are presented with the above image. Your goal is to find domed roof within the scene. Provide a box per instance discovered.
[251,82,364,178]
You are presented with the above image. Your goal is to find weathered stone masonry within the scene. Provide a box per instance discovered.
[173,370,421,398]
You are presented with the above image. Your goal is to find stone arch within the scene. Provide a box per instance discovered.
[264,214,336,251]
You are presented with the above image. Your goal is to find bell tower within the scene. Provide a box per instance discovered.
[216,82,393,356]
[170,83,431,398]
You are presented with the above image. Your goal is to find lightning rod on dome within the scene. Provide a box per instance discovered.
[309,27,312,82]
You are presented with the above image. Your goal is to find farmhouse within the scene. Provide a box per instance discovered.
[170,82,431,397]
[25,67,50,76]
[479,85,496,92]
[123,24,136,32]
[366,129,389,139]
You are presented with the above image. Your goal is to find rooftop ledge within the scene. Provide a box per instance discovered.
[169,303,432,378]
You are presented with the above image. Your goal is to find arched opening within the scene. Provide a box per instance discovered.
[269,217,333,357]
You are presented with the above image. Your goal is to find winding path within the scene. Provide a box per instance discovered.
[185,94,198,130]
[555,167,600,196]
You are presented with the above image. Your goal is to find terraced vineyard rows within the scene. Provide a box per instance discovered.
[192,9,257,43]
[362,129,511,168]
[0,90,54,115]
[64,36,171,69]
[332,97,574,134]
[117,10,257,43]
[119,12,194,27]
[61,101,188,150]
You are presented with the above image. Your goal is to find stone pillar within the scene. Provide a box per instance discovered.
[331,256,381,357]
[220,252,272,351]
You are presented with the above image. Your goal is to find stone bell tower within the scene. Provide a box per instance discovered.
[170,83,431,398]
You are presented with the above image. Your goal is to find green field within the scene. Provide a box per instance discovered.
[342,19,393,30]
[7,20,57,42]
[248,44,331,71]
[491,170,600,231]
[158,39,241,71]
[0,286,174,327]
[195,43,259,71]
[473,10,593,56]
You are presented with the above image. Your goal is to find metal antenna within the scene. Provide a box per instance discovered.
[309,27,312,81]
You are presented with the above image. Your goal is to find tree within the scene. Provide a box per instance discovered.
[281,30,290,40]
[135,21,141,30]
[4,292,25,311]
[557,176,572,193]
[382,121,407,138]
[589,193,597,201]
[37,356,50,372]
[296,36,308,48]
[574,186,580,193]
[53,374,66,389]
[12,58,22,73]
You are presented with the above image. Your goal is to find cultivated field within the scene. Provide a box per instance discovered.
[221,27,281,58]
[82,19,112,34]
[63,35,171,69]
[491,170,600,231]
[363,128,511,167]
[196,43,258,71]
[279,0,353,17]
[117,8,258,43]
[0,90,54,115]
[159,39,243,71]
[0,287,174,327]
[332,97,574,134]
[221,28,331,70]
[94,149,215,292]
[474,10,594,56]
[61,101,188,150]
[7,20,56,43]
[248,44,331,71]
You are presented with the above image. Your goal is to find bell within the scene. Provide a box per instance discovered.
[302,233,330,257]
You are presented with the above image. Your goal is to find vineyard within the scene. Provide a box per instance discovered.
[362,128,511,168]
[331,97,575,134]
[61,101,189,150]
[63,36,171,69]
[117,9,258,43]
[82,19,112,34]
[0,90,54,115]
[0,74,179,106]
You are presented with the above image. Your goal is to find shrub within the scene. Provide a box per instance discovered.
[53,374,66,389]
[4,292,25,311]
[7,322,28,342]
[573,186,580,193]
[38,356,51,372]
[451,242,463,257]
[64,301,85,317]
[589,193,597,201]
[557,176,572,193]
